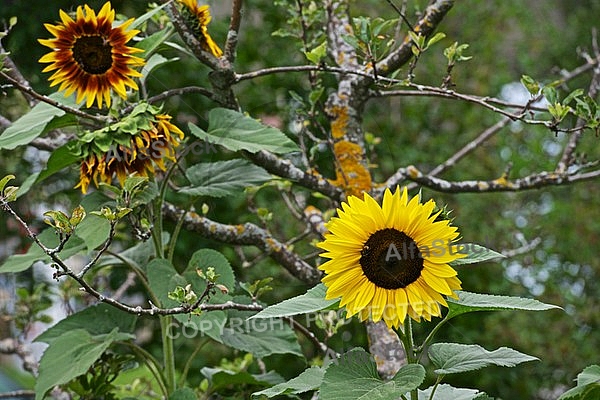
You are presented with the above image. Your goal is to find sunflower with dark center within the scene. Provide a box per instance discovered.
[177,0,223,57]
[317,187,466,328]
[76,114,184,193]
[38,2,145,108]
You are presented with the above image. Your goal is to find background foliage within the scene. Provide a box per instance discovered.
[1,1,599,399]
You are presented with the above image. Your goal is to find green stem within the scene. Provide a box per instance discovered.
[399,318,418,400]
[179,339,208,386]
[167,206,187,263]
[428,375,444,400]
[160,315,177,394]
[416,314,451,363]
[121,341,168,397]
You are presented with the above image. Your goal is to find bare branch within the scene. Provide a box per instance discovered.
[224,0,243,63]
[558,30,600,173]
[0,338,38,375]
[162,202,322,284]
[166,1,221,71]
[0,390,35,399]
[405,165,600,193]
[377,0,455,74]
[0,49,36,107]
[244,150,343,202]
[0,71,109,124]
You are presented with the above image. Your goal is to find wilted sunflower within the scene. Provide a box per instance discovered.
[76,114,184,193]
[177,0,223,57]
[39,2,145,108]
[317,187,466,328]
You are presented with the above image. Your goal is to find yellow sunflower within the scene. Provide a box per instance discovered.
[317,187,466,328]
[76,114,184,193]
[177,0,223,57]
[39,2,145,108]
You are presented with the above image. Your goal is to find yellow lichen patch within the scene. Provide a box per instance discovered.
[235,224,245,234]
[330,140,372,197]
[492,173,515,188]
[329,105,350,139]
[265,237,282,252]
[477,181,490,190]
[407,165,421,179]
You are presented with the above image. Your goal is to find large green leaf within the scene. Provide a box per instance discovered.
[320,348,425,400]
[418,384,490,400]
[558,365,600,400]
[179,159,272,197]
[0,92,78,150]
[0,229,86,273]
[252,366,325,398]
[428,343,538,375]
[35,303,137,344]
[182,248,235,304]
[201,367,283,392]
[249,283,339,320]
[75,213,111,252]
[220,315,303,358]
[169,388,197,400]
[446,290,561,320]
[449,243,505,266]
[35,328,134,400]
[35,143,80,184]
[146,258,186,308]
[188,108,299,154]
[147,253,233,342]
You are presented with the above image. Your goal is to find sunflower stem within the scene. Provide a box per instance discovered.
[401,318,419,400]
[416,314,450,361]
[160,315,177,394]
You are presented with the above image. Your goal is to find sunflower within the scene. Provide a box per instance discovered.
[177,0,223,57]
[39,2,145,108]
[76,114,184,193]
[317,187,466,328]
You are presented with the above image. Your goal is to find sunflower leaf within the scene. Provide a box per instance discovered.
[179,159,272,198]
[129,1,170,30]
[220,298,303,358]
[446,290,561,320]
[251,366,325,398]
[0,92,79,150]
[449,243,505,266]
[418,384,491,400]
[558,365,600,400]
[428,343,538,375]
[188,108,299,154]
[35,328,134,400]
[248,283,339,320]
[320,348,425,400]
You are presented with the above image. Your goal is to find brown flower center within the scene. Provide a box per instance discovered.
[72,35,113,74]
[359,228,424,289]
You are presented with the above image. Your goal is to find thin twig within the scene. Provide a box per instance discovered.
[0,391,35,399]
[0,71,109,124]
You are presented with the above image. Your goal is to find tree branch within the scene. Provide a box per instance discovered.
[0,71,109,124]
[162,202,322,284]
[377,0,455,74]
[224,0,243,63]
[405,165,600,193]
[243,150,344,202]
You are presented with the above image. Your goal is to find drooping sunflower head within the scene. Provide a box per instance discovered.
[74,105,184,193]
[176,0,223,57]
[317,187,466,328]
[39,1,145,108]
